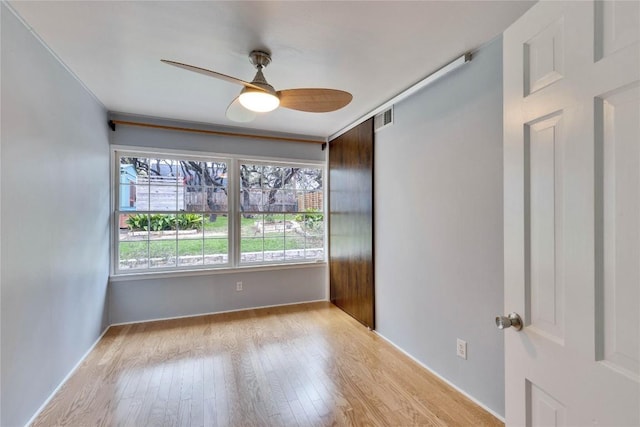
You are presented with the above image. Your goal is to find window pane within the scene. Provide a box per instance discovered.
[263,214,285,237]
[178,160,204,186]
[119,157,149,183]
[204,239,228,265]
[178,239,203,267]
[303,211,324,233]
[119,184,146,211]
[240,164,262,189]
[240,213,264,262]
[297,191,323,212]
[284,214,305,261]
[149,239,177,268]
[138,159,179,211]
[184,186,206,212]
[305,216,325,260]
[263,237,284,263]
[240,188,262,212]
[176,213,203,236]
[149,185,178,211]
[204,162,228,188]
[175,213,202,267]
[282,167,298,189]
[149,158,179,180]
[180,161,227,191]
[297,168,323,190]
[282,190,297,212]
[119,241,149,270]
[119,213,149,236]
[241,214,263,238]
[145,213,177,268]
[205,214,228,237]
[262,190,279,211]
[263,190,298,212]
[285,236,306,261]
[206,187,228,212]
[261,166,283,190]
[118,213,149,270]
[284,231,305,260]
[204,212,228,265]
[241,237,264,263]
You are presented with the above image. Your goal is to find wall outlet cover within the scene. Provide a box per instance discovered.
[457,339,467,359]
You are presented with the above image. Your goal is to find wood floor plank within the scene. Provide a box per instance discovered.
[30,302,503,427]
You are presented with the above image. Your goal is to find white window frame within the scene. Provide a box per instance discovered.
[235,159,326,266]
[110,145,326,277]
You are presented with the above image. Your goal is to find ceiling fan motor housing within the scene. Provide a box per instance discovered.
[249,50,272,69]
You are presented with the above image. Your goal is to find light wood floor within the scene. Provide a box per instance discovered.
[32,302,502,426]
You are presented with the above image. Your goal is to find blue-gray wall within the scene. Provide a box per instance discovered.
[1,5,111,426]
[110,266,326,324]
[374,37,505,417]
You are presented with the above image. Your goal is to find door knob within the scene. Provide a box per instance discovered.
[495,312,523,331]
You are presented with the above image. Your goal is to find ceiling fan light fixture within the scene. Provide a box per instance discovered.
[162,49,353,123]
[239,89,280,113]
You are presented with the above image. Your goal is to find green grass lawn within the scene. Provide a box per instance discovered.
[119,214,322,261]
[119,236,318,259]
[203,214,229,231]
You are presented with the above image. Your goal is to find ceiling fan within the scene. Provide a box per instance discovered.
[161,50,353,123]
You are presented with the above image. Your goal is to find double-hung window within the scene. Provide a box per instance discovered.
[114,149,324,274]
[116,153,229,271]
[239,163,324,264]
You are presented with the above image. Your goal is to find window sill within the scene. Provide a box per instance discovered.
[109,261,327,282]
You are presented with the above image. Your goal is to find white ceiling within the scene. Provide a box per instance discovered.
[9,1,534,138]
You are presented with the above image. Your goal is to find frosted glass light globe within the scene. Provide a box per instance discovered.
[239,90,280,112]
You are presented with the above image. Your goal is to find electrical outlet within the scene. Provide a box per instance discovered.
[457,339,467,359]
[236,281,243,291]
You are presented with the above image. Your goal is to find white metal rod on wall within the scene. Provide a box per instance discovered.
[328,52,472,141]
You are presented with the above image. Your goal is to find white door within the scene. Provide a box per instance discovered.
[503,1,639,425]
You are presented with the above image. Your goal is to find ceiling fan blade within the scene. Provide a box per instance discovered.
[277,88,352,113]
[161,59,266,91]
[226,96,257,123]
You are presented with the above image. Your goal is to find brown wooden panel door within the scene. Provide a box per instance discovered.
[329,118,374,329]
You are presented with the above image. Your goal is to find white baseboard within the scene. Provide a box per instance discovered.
[373,330,505,423]
[24,326,111,427]
[109,298,329,326]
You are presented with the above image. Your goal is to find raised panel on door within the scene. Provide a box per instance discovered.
[595,0,640,61]
[596,82,640,381]
[527,380,567,427]
[525,112,565,344]
[524,18,564,95]
[328,119,374,328]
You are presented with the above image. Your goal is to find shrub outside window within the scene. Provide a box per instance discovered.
[114,151,324,274]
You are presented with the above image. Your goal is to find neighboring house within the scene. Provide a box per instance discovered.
[118,164,137,210]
